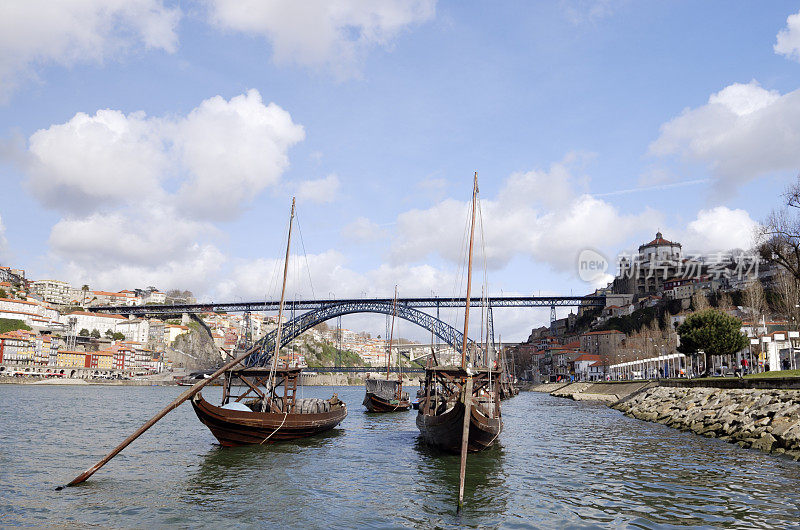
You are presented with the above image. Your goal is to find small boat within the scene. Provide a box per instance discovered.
[363,286,411,412]
[363,378,411,412]
[192,367,346,446]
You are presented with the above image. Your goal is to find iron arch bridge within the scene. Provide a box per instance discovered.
[245,300,481,368]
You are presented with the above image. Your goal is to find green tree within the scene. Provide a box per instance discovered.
[0,288,6,298]
[104,329,125,340]
[79,328,90,337]
[81,284,89,306]
[90,329,101,339]
[677,309,749,376]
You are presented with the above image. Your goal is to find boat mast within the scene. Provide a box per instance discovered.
[461,172,478,368]
[269,198,295,382]
[387,285,397,380]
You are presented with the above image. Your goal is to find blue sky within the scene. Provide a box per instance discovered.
[1,1,800,340]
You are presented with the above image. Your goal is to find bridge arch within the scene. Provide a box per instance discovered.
[245,300,477,367]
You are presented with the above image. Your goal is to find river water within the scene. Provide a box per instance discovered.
[2,384,800,528]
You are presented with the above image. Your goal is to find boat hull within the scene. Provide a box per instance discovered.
[416,400,501,453]
[363,392,411,412]
[191,393,347,446]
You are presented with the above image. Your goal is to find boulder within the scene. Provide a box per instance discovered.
[751,433,777,453]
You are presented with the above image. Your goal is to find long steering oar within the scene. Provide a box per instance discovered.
[57,343,262,490]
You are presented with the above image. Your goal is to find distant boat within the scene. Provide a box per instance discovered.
[191,198,347,446]
[363,378,411,412]
[363,286,411,413]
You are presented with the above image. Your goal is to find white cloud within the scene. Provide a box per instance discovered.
[295,174,340,204]
[174,90,305,219]
[498,158,584,209]
[0,0,180,99]
[26,109,168,211]
[679,206,760,253]
[649,81,800,193]
[20,90,303,291]
[775,9,800,62]
[217,250,458,301]
[390,159,645,272]
[206,0,436,78]
[48,204,225,292]
[48,206,214,267]
[62,243,225,295]
[342,216,388,242]
[23,89,303,219]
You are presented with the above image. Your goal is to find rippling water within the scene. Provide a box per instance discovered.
[2,384,800,528]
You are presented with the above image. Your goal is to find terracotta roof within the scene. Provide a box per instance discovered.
[575,353,601,362]
[66,311,127,319]
[0,297,37,306]
[639,231,681,249]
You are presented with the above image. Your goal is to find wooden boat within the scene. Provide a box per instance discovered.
[363,378,411,412]
[192,367,346,446]
[416,173,502,456]
[192,198,346,446]
[363,286,411,412]
[416,366,501,453]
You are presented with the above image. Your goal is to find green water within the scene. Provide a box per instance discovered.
[2,385,799,528]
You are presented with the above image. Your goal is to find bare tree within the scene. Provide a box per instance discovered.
[774,269,800,329]
[744,279,766,328]
[717,292,734,312]
[760,176,800,280]
[691,291,710,311]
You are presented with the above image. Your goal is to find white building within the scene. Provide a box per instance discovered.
[115,318,150,343]
[31,279,73,305]
[60,311,128,335]
[0,298,59,321]
[165,324,190,343]
[143,290,166,304]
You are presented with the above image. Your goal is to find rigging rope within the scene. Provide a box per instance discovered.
[295,211,317,300]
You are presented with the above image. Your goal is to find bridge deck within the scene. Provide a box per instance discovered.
[91,295,604,316]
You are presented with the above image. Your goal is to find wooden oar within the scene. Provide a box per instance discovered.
[456,375,473,514]
[57,343,262,490]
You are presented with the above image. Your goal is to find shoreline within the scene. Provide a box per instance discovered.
[534,380,800,460]
[0,375,416,387]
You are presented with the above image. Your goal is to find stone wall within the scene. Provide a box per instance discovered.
[612,386,800,460]
[537,381,653,402]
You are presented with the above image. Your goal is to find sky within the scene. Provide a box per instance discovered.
[1,1,800,341]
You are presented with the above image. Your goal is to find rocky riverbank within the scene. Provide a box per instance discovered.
[612,386,800,460]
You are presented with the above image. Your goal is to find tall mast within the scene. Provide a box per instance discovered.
[270,198,295,376]
[387,285,397,380]
[461,172,478,368]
